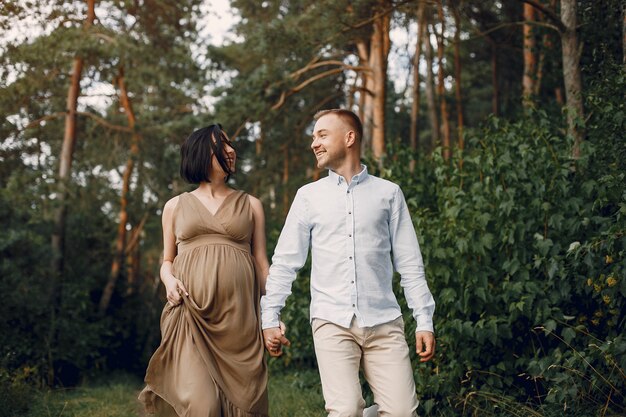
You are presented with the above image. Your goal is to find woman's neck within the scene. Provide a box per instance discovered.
[195,180,231,198]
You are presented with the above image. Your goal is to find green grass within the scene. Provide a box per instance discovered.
[17,369,326,417]
[268,369,326,417]
[9,370,601,417]
[23,373,144,417]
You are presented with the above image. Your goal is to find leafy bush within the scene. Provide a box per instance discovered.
[376,110,625,416]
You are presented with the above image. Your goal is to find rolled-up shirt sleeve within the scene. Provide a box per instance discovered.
[261,190,311,329]
[389,186,436,333]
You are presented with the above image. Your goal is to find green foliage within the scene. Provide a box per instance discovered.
[0,368,36,417]
[0,0,204,387]
[375,109,625,416]
[1,1,624,416]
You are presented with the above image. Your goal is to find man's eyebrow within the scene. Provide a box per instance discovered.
[312,129,328,139]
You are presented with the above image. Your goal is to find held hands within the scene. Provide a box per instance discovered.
[164,275,189,306]
[415,331,436,362]
[263,321,290,357]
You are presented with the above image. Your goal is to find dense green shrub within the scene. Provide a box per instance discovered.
[374,110,625,416]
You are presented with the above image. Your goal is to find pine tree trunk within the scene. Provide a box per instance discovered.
[622,3,626,65]
[410,2,425,171]
[424,21,439,151]
[253,124,263,197]
[623,2,626,66]
[126,213,147,295]
[489,37,499,116]
[560,0,584,159]
[99,66,140,315]
[523,3,537,107]
[534,1,557,97]
[555,87,564,104]
[452,4,464,159]
[357,41,374,154]
[371,6,391,160]
[282,145,289,218]
[48,0,96,386]
[356,1,391,161]
[128,244,140,295]
[435,2,451,161]
[357,69,367,124]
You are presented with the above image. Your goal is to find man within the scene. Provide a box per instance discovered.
[261,109,436,417]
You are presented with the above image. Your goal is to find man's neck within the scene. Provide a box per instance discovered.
[332,161,363,185]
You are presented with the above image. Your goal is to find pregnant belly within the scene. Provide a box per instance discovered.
[173,244,256,313]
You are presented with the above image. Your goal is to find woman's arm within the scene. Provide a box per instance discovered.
[249,195,270,295]
[161,196,188,304]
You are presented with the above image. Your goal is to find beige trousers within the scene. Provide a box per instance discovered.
[312,317,419,417]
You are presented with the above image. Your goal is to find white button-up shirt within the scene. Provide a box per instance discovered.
[261,165,435,333]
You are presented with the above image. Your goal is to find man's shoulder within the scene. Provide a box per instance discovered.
[366,174,401,192]
[296,176,329,195]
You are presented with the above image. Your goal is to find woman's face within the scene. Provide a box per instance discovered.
[211,135,236,177]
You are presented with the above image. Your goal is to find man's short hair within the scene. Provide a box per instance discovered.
[180,124,234,184]
[314,109,363,143]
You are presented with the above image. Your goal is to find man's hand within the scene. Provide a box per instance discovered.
[415,331,435,362]
[263,326,290,357]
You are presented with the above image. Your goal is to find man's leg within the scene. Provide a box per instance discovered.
[312,318,366,417]
[361,317,419,417]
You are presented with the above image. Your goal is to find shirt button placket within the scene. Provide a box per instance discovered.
[347,185,357,314]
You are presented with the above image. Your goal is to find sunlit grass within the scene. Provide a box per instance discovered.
[21,369,326,417]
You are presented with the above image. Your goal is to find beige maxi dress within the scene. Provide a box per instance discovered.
[139,191,269,417]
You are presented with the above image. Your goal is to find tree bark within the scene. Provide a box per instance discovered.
[489,37,499,116]
[356,0,391,161]
[356,40,374,154]
[410,1,426,171]
[282,144,289,218]
[48,0,96,385]
[623,2,626,66]
[522,3,537,107]
[357,69,367,124]
[560,0,584,159]
[452,4,464,159]
[99,66,141,315]
[435,2,451,161]
[126,213,147,295]
[371,5,391,160]
[534,0,557,97]
[424,20,439,151]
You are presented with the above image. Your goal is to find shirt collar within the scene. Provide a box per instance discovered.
[328,164,369,186]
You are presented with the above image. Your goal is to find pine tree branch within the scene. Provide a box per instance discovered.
[340,0,422,33]
[21,112,67,130]
[125,213,148,256]
[22,111,133,133]
[290,60,348,80]
[467,20,561,42]
[77,111,134,132]
[271,65,370,111]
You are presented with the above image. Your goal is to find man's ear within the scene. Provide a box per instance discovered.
[345,130,357,148]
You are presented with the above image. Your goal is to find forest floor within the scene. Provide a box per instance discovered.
[23,369,326,417]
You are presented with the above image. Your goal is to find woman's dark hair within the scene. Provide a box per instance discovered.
[180,124,235,184]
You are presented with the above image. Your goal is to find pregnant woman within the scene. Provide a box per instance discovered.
[139,124,270,417]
